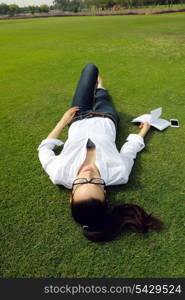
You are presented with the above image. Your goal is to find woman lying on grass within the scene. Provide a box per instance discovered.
[37,63,163,243]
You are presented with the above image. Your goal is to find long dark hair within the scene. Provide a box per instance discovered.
[71,198,164,243]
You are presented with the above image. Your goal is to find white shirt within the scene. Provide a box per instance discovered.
[37,117,145,189]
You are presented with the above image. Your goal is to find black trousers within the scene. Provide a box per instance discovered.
[70,63,120,127]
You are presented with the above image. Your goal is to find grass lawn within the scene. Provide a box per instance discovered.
[0,13,185,278]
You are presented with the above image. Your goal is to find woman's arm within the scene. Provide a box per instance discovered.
[119,122,151,183]
[37,106,80,177]
[47,106,80,139]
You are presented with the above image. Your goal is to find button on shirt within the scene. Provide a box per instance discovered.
[37,117,145,189]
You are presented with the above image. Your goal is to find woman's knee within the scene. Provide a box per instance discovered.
[83,62,98,74]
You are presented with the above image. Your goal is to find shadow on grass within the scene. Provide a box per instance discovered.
[107,109,156,207]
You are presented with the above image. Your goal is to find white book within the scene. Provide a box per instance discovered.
[131,107,170,131]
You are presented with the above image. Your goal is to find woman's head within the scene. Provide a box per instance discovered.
[70,170,110,241]
[70,169,164,243]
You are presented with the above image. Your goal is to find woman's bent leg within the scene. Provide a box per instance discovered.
[71,63,98,114]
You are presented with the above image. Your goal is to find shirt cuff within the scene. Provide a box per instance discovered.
[37,138,64,151]
[126,134,145,149]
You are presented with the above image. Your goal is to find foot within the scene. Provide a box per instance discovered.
[97,76,104,89]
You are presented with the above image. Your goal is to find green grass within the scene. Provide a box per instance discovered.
[0,13,185,278]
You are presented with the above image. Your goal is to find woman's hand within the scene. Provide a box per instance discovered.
[59,106,80,126]
[139,122,151,130]
[46,106,80,139]
[138,122,151,138]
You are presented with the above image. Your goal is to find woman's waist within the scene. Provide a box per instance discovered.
[70,111,117,127]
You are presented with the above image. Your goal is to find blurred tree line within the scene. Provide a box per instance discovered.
[0,0,185,16]
[0,3,50,16]
[54,0,185,11]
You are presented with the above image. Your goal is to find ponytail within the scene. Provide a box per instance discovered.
[71,199,164,243]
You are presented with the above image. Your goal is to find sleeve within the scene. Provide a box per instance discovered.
[37,138,64,171]
[119,134,145,183]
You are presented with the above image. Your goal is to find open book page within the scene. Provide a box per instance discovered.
[131,107,170,131]
[150,118,170,131]
[131,114,151,123]
[150,107,162,122]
